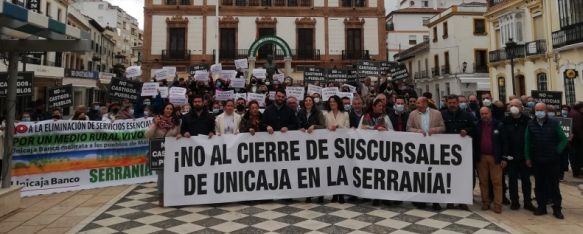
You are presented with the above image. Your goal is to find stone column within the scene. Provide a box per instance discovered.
[284,57,292,77]
[248,57,256,81]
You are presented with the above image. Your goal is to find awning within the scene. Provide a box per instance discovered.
[62,77,97,88]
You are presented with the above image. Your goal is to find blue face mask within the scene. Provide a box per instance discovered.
[459,103,468,110]
[547,112,556,118]
[562,110,569,117]
[395,104,405,112]
[527,102,535,108]
[344,105,352,111]
[535,111,546,119]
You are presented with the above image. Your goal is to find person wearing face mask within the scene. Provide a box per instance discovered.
[88,102,102,121]
[19,112,32,122]
[525,103,568,219]
[341,97,352,112]
[468,95,481,120]
[210,101,223,117]
[143,106,154,118]
[181,104,191,117]
[235,98,247,115]
[388,97,410,132]
[116,105,135,120]
[501,99,535,211]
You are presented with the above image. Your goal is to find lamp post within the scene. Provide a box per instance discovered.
[505,38,517,95]
[462,61,467,73]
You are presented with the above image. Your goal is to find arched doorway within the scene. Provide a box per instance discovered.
[247,35,293,77]
[514,74,525,96]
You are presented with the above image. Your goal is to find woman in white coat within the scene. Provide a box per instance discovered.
[215,100,242,135]
[324,95,350,203]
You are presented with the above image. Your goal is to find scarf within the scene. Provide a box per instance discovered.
[157,115,176,130]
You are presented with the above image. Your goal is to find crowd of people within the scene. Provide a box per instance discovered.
[1,74,583,221]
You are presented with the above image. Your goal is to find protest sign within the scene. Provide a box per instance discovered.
[11,119,156,196]
[268,91,276,101]
[109,77,142,101]
[389,63,409,81]
[286,87,305,101]
[170,87,187,97]
[379,61,391,75]
[194,71,210,81]
[322,87,339,100]
[235,93,247,101]
[304,67,326,84]
[154,69,169,81]
[169,95,188,106]
[273,73,285,83]
[357,60,380,77]
[215,90,235,101]
[163,66,177,77]
[158,87,169,98]
[211,64,222,73]
[337,92,354,101]
[230,77,246,88]
[190,64,209,75]
[532,90,562,114]
[219,70,237,80]
[0,72,33,97]
[344,84,357,93]
[327,69,349,83]
[252,69,267,79]
[48,84,73,108]
[141,82,159,97]
[234,59,248,69]
[247,93,266,107]
[307,84,322,95]
[149,138,165,171]
[126,66,142,78]
[556,117,573,138]
[163,129,473,206]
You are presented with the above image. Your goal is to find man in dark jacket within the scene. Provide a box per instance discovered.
[349,96,364,128]
[262,89,298,133]
[474,107,504,213]
[569,102,583,177]
[179,95,215,138]
[388,97,409,132]
[501,99,535,211]
[441,95,475,210]
[525,103,568,219]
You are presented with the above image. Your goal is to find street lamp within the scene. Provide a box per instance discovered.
[462,61,467,73]
[505,38,517,95]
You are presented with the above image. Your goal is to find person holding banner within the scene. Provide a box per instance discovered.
[179,95,216,138]
[146,103,181,206]
[349,96,364,128]
[299,96,327,204]
[324,95,351,204]
[388,97,409,132]
[239,101,263,135]
[359,98,394,131]
[262,89,298,134]
[215,100,241,135]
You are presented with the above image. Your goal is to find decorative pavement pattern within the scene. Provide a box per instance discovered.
[78,183,510,234]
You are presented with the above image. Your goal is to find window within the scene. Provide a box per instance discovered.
[474,50,488,72]
[45,2,51,17]
[558,0,583,28]
[433,27,438,42]
[537,73,548,91]
[346,28,363,59]
[474,19,486,35]
[499,12,524,44]
[446,82,450,95]
[444,51,450,74]
[410,1,414,6]
[423,35,429,42]
[408,35,417,45]
[532,15,544,40]
[168,28,186,59]
[422,0,428,7]
[565,75,576,106]
[498,77,506,102]
[220,28,236,60]
[422,17,430,26]
[433,54,439,76]
[297,28,315,59]
[258,28,275,59]
[442,22,448,38]
[57,9,62,22]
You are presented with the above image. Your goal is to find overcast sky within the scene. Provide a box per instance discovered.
[106,0,399,30]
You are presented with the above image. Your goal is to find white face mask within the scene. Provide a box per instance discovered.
[129,109,134,115]
[144,111,150,116]
[510,106,520,115]
[483,99,492,107]
[314,98,321,103]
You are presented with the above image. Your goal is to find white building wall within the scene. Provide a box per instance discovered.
[363,18,379,55]
[315,18,325,52]
[329,0,339,7]
[151,16,167,55]
[238,17,257,50]
[277,17,297,49]
[153,0,162,5]
[314,0,324,7]
[188,16,204,55]
[328,18,345,55]
[207,0,218,6]
[194,0,204,6]
[369,0,377,7]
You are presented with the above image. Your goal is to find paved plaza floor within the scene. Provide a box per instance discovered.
[1,175,582,234]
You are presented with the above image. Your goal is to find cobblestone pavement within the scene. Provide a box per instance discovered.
[76,183,509,234]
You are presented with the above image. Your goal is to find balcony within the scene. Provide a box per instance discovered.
[341,0,366,7]
[166,0,191,5]
[552,22,583,49]
[487,0,506,7]
[226,0,311,6]
[489,44,525,63]
[441,65,450,75]
[161,50,191,61]
[525,40,546,56]
[213,49,321,61]
[421,70,428,78]
[414,72,420,79]
[431,67,440,77]
[473,64,488,73]
[342,50,370,60]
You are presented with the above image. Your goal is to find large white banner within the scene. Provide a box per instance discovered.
[164,129,472,206]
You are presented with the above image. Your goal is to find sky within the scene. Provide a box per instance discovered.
[106,0,399,30]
